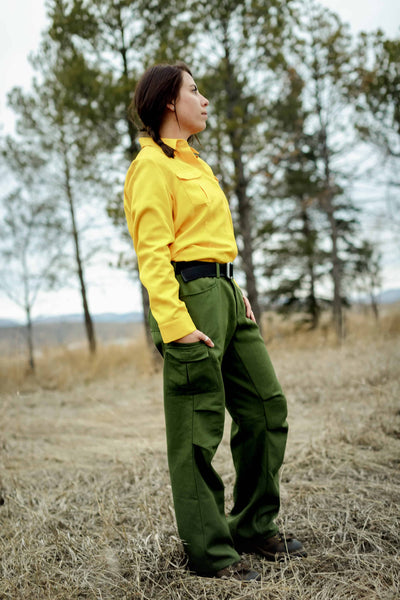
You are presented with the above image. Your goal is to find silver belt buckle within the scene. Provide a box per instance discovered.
[226,262,233,279]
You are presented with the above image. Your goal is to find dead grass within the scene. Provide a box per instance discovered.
[2,305,399,395]
[0,336,155,395]
[0,311,399,599]
[262,303,400,351]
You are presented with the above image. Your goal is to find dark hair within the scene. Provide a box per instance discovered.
[128,62,192,158]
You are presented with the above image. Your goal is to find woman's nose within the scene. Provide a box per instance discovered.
[201,95,209,106]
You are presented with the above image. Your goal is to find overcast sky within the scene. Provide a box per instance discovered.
[1,0,399,133]
[0,1,399,320]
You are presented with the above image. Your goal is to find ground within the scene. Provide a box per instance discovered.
[0,314,399,599]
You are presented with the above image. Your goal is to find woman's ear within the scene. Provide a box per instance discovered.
[166,103,175,112]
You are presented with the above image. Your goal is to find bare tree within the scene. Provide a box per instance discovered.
[5,39,117,355]
[0,187,64,370]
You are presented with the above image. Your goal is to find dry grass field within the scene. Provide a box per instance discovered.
[0,308,399,599]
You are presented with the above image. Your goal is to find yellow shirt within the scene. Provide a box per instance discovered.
[124,137,238,342]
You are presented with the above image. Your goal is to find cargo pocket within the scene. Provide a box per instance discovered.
[164,342,220,396]
[164,343,225,450]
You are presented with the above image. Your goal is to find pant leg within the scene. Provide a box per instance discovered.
[223,282,288,542]
[149,276,240,575]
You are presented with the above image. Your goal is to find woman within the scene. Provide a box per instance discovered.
[124,62,306,581]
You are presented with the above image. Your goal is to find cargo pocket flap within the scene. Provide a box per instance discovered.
[165,342,210,363]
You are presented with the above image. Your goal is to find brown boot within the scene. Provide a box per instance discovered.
[215,560,261,581]
[236,532,307,561]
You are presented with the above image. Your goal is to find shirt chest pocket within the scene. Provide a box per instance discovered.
[176,173,211,206]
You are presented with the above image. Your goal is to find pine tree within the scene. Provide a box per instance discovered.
[289,0,363,340]
[180,0,296,326]
[256,67,329,328]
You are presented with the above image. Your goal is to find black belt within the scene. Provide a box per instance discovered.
[173,260,234,282]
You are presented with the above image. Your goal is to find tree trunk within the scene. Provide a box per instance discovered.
[370,293,379,321]
[223,42,262,329]
[301,207,320,329]
[62,140,97,354]
[232,150,262,327]
[319,186,344,340]
[328,209,344,340]
[307,268,319,330]
[119,20,153,349]
[119,17,139,157]
[316,93,344,341]
[22,252,35,371]
[25,305,35,372]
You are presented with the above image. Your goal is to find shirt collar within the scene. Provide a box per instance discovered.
[139,137,199,156]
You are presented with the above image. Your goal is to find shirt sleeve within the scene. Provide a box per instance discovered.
[124,157,196,343]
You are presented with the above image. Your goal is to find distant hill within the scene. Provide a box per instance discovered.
[32,312,144,325]
[351,288,400,306]
[375,289,400,304]
[0,313,144,356]
[0,312,144,327]
[0,319,20,327]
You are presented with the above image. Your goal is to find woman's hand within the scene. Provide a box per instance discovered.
[243,295,256,323]
[174,329,214,347]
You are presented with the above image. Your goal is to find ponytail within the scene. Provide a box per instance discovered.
[146,127,175,158]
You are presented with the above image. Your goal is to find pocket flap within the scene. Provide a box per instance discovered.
[165,342,209,363]
[175,167,202,181]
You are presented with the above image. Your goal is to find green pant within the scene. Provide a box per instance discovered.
[150,273,288,576]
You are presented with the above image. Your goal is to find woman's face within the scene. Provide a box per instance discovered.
[172,71,209,138]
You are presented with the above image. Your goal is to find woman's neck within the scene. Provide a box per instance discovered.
[159,115,189,140]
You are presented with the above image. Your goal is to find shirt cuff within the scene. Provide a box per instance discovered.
[159,313,197,343]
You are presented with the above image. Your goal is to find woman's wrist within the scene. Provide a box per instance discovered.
[174,330,214,347]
